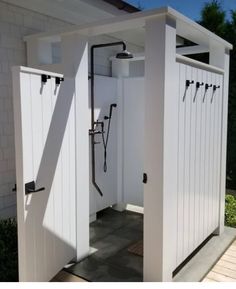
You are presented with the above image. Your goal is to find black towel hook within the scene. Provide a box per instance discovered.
[203,83,212,102]
[55,77,64,85]
[183,80,194,101]
[186,80,194,87]
[213,85,220,91]
[211,85,221,103]
[196,82,204,89]
[41,74,51,84]
[193,82,204,102]
[205,83,212,90]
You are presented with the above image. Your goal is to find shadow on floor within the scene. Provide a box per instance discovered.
[66,208,143,282]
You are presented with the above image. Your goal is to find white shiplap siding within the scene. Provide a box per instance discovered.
[176,62,223,267]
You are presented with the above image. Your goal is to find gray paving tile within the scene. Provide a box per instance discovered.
[112,226,143,242]
[94,213,130,230]
[90,224,114,244]
[68,255,142,282]
[91,234,133,260]
[125,217,143,231]
[67,208,144,282]
[106,248,143,275]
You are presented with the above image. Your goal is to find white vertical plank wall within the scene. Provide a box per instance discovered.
[175,62,223,268]
[89,75,119,216]
[13,66,77,281]
[123,77,144,207]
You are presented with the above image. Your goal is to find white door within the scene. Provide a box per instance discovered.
[12,66,82,281]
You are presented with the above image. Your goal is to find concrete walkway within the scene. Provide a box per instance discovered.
[174,227,236,282]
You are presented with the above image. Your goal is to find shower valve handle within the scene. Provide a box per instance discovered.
[89,129,103,136]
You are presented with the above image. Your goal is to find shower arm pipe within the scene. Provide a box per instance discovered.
[90,41,126,197]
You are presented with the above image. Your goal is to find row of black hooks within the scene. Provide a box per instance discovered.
[41,74,64,85]
[184,79,221,102]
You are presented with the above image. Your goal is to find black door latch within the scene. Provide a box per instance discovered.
[12,184,17,192]
[143,173,148,184]
[25,181,45,195]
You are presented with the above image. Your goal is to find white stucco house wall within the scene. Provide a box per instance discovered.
[0,0,141,218]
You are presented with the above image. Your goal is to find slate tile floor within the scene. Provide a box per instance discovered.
[66,208,143,282]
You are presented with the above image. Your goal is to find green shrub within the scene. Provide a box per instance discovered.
[225,194,236,228]
[0,218,18,281]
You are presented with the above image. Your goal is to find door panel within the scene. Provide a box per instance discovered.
[12,67,77,281]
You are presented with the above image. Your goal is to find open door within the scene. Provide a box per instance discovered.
[12,66,87,281]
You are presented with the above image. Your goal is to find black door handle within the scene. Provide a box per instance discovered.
[25,181,45,195]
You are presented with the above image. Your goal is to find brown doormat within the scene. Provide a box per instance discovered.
[128,240,143,257]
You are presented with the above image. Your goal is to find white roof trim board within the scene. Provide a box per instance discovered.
[24,6,232,50]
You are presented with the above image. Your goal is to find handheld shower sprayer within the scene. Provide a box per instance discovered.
[104,103,117,120]
[110,103,117,109]
[102,103,117,173]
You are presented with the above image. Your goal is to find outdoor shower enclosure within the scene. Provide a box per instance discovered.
[12,7,232,282]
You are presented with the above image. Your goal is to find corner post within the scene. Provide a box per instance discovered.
[61,33,90,261]
[144,15,178,281]
[210,44,230,235]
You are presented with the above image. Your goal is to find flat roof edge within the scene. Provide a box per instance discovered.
[23,6,232,50]
[166,7,232,50]
[102,0,141,13]
[23,7,168,41]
